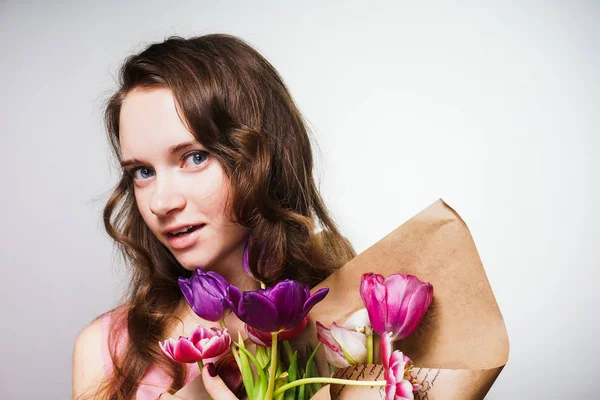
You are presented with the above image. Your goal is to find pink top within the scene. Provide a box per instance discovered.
[101,311,201,399]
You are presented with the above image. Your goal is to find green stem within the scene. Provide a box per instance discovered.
[272,377,386,397]
[265,332,279,399]
[219,319,227,328]
[366,333,374,364]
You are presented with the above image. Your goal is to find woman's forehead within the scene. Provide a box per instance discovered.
[119,88,197,158]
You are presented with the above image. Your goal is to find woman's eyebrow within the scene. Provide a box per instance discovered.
[120,140,200,168]
[167,140,197,155]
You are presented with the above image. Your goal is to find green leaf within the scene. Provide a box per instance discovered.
[303,343,321,378]
[276,359,284,377]
[298,383,306,400]
[252,373,267,400]
[274,377,287,400]
[283,340,294,364]
[274,391,286,400]
[235,343,269,399]
[305,343,322,395]
[274,370,289,400]
[256,345,270,368]
[283,351,298,400]
[308,361,321,394]
[235,333,255,398]
[306,383,315,398]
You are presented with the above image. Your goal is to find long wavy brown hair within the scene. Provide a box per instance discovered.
[92,33,356,399]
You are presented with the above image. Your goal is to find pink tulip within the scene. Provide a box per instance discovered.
[382,332,420,399]
[159,325,231,363]
[384,350,420,400]
[360,273,433,341]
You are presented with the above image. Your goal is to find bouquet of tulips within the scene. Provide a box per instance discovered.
[159,253,433,400]
[160,200,509,400]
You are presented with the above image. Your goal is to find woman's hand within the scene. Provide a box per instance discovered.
[310,385,332,399]
[159,363,239,400]
[201,362,239,399]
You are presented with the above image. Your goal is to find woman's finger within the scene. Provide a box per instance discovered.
[202,362,238,399]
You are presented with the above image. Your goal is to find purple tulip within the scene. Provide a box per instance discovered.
[226,280,329,333]
[178,269,231,321]
[360,273,433,341]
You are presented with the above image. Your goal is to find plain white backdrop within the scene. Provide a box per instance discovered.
[1,1,598,398]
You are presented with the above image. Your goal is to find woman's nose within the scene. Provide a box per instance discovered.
[149,178,186,217]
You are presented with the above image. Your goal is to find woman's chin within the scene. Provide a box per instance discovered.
[179,262,205,272]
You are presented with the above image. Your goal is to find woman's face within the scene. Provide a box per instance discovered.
[118,87,248,273]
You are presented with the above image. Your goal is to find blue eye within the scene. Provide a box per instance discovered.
[183,151,208,167]
[132,167,155,180]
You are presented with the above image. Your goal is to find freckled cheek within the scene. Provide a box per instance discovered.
[187,173,231,215]
[188,185,227,215]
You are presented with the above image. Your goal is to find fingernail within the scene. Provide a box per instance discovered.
[207,362,217,377]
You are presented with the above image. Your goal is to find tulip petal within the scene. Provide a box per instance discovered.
[225,285,242,313]
[343,308,371,329]
[386,381,396,400]
[173,337,204,363]
[360,273,387,335]
[323,344,351,368]
[160,327,231,364]
[239,291,280,332]
[330,322,367,365]
[198,334,231,359]
[316,322,349,368]
[159,339,177,362]
[245,324,270,347]
[189,325,213,343]
[201,271,229,296]
[389,351,407,376]
[395,379,416,399]
[395,281,433,340]
[301,288,329,318]
[178,270,231,321]
[267,280,306,329]
[279,315,309,340]
[178,277,196,309]
[384,275,420,337]
[382,274,413,330]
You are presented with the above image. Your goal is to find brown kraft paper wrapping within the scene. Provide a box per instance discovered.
[300,199,509,399]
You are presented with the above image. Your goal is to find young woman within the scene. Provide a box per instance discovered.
[72,33,355,399]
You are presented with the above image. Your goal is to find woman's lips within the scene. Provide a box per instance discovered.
[167,224,205,250]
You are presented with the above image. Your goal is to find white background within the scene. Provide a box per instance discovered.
[1,1,598,398]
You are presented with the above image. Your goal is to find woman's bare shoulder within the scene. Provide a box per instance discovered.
[72,315,106,399]
[72,306,127,399]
